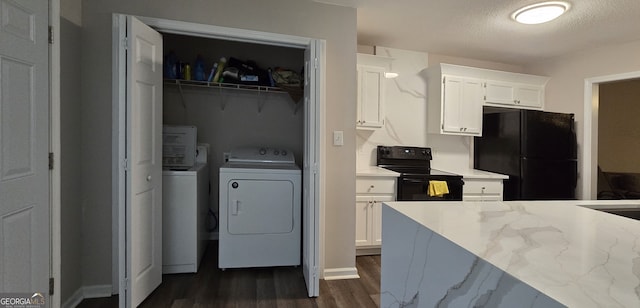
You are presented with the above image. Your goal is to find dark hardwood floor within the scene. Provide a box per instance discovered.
[77,241,381,307]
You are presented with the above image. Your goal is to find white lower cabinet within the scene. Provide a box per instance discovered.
[356,176,396,254]
[356,195,393,247]
[463,178,503,201]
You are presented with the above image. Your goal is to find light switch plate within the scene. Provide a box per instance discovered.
[333,131,344,146]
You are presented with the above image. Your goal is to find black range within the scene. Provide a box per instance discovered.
[377,146,464,201]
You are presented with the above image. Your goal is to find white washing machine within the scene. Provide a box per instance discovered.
[218,147,301,269]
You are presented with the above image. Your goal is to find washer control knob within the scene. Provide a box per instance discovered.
[274,149,280,155]
[259,148,267,155]
[232,182,239,189]
[281,150,287,156]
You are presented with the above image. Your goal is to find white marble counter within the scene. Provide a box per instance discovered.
[356,167,400,177]
[381,200,640,307]
[434,168,509,179]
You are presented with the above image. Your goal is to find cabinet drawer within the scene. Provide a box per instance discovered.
[356,178,396,194]
[464,179,502,195]
[463,195,503,202]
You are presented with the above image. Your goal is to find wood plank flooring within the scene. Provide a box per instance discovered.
[77,241,381,307]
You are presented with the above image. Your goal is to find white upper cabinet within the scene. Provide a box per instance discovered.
[357,53,392,129]
[441,75,483,135]
[357,64,385,128]
[428,63,549,136]
[484,80,544,109]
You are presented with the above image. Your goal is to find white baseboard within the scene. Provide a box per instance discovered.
[62,284,112,308]
[83,284,113,299]
[323,267,359,280]
[62,288,84,308]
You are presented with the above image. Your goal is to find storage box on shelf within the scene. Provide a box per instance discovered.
[355,175,396,255]
[463,178,503,201]
[427,63,549,136]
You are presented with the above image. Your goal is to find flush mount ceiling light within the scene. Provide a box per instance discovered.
[512,1,570,24]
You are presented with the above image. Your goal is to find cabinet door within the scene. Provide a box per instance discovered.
[442,76,464,133]
[459,79,483,134]
[442,76,483,135]
[485,80,515,105]
[371,195,394,246]
[357,65,385,128]
[355,196,371,246]
[485,81,543,109]
[463,179,504,201]
[515,84,543,108]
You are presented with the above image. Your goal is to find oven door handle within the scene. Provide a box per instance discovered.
[401,178,465,185]
[401,178,429,184]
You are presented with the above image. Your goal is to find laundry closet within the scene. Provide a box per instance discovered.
[160,32,305,269]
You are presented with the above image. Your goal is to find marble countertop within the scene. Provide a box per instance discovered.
[384,200,640,307]
[356,166,506,179]
[433,168,509,179]
[356,167,400,177]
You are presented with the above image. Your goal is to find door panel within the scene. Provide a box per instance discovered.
[302,40,320,297]
[355,197,370,246]
[442,76,462,132]
[521,158,577,200]
[126,16,163,307]
[0,0,49,295]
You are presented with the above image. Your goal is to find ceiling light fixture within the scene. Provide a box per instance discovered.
[512,1,570,24]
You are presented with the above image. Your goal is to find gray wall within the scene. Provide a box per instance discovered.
[60,16,82,304]
[81,0,357,286]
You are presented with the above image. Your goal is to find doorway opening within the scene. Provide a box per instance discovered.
[594,78,640,199]
[582,71,640,199]
[113,15,324,306]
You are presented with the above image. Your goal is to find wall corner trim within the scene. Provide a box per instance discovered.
[323,267,360,280]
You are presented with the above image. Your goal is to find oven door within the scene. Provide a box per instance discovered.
[397,175,464,201]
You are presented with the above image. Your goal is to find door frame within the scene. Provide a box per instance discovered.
[50,0,61,305]
[582,70,640,199]
[112,14,325,294]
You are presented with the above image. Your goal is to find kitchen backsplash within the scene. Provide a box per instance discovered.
[356,46,474,172]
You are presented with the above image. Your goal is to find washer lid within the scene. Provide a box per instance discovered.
[228,146,295,164]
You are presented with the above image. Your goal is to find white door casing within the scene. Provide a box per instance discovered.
[118,15,163,307]
[114,16,323,300]
[0,0,50,298]
[303,40,321,297]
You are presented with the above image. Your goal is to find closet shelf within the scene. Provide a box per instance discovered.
[164,79,303,114]
[164,79,287,94]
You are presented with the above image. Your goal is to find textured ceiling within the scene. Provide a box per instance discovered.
[314,0,640,65]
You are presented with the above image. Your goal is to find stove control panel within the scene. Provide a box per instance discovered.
[377,146,432,161]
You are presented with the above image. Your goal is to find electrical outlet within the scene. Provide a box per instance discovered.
[333,131,344,146]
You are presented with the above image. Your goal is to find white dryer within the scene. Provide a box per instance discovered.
[218,147,301,269]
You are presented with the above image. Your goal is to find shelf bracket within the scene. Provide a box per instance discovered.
[219,85,227,111]
[293,98,303,115]
[176,80,187,109]
[257,90,266,113]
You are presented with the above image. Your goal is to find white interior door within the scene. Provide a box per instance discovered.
[0,0,50,297]
[125,15,163,307]
[302,40,321,297]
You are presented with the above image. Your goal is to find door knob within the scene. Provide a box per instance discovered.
[146,175,152,181]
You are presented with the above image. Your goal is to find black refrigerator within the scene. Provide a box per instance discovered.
[474,107,578,200]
